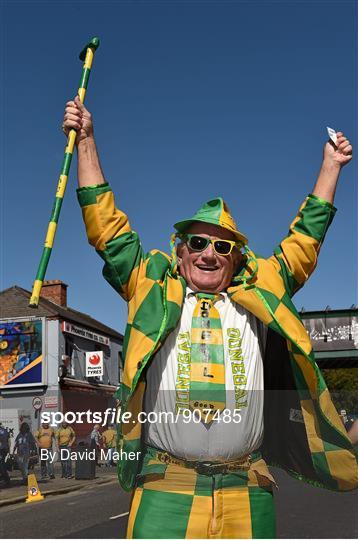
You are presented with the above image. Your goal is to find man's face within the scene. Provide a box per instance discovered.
[177,222,242,293]
[42,423,49,429]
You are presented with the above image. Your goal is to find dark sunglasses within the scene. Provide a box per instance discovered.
[180,234,241,256]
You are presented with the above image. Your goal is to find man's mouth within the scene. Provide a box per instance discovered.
[196,265,219,272]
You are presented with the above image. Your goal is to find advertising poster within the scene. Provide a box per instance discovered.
[0,318,44,388]
[0,408,32,451]
[85,351,104,377]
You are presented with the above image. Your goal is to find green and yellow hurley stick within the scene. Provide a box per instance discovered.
[29,37,100,308]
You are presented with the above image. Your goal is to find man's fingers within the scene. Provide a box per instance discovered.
[63,119,82,131]
[63,114,82,127]
[74,95,87,113]
[342,144,352,155]
[338,140,350,150]
[64,112,82,123]
[65,106,81,117]
[67,96,91,117]
[62,97,92,139]
[63,103,83,133]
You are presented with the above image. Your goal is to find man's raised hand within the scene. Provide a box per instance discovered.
[313,131,353,203]
[324,131,353,168]
[62,96,94,145]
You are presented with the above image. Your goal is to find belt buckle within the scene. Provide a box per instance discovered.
[195,462,227,475]
[195,462,215,475]
[195,455,252,475]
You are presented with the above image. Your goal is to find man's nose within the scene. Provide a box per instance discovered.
[201,242,216,260]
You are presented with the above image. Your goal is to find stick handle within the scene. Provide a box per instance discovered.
[29,38,100,307]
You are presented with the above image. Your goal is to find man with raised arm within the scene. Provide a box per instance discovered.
[63,96,357,539]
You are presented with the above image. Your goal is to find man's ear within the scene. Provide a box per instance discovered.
[176,243,184,265]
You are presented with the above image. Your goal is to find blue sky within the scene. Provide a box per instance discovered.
[2,0,357,334]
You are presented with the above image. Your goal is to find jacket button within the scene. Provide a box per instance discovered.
[137,361,142,369]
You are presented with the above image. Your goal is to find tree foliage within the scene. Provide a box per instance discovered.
[321,368,358,414]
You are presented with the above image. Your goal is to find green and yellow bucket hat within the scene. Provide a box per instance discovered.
[173,197,248,245]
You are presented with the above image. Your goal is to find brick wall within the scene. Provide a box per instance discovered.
[40,280,68,307]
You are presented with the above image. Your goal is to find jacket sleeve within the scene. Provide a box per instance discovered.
[77,183,145,302]
[267,194,337,297]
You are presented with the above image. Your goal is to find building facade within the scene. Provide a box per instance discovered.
[0,281,123,448]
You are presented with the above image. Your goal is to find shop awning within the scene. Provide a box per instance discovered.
[60,377,117,396]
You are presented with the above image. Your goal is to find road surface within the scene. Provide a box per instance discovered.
[0,468,357,538]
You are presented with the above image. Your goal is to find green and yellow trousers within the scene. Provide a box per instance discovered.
[127,446,277,539]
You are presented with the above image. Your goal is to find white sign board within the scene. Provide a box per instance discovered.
[85,351,104,378]
[44,396,58,409]
[62,321,110,346]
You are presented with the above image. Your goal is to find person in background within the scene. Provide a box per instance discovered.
[0,422,10,486]
[56,421,75,479]
[339,409,348,427]
[35,421,57,479]
[90,424,102,467]
[101,424,116,467]
[13,422,37,485]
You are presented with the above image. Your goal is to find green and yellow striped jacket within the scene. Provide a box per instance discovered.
[78,183,358,493]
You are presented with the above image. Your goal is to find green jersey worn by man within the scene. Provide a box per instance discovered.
[63,96,357,539]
